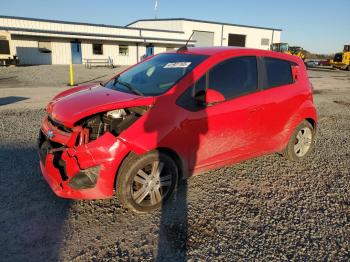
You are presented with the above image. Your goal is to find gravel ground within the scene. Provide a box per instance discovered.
[0,68,349,261]
[0,65,125,88]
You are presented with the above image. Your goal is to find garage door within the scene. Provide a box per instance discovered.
[192,31,214,47]
[228,34,246,47]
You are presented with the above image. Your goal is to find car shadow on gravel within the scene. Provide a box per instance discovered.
[142,69,208,261]
[0,145,71,262]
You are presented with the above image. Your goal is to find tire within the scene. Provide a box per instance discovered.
[282,120,315,161]
[116,151,178,213]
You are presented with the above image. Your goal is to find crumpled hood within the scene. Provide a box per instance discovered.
[46,84,155,128]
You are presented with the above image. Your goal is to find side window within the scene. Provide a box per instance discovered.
[264,57,293,88]
[209,56,258,99]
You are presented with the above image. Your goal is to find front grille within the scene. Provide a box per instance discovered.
[48,116,72,133]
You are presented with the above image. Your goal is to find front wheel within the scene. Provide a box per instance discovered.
[116,151,178,213]
[282,121,315,161]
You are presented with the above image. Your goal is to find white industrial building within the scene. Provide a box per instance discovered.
[0,15,281,66]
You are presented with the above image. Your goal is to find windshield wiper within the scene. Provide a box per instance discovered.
[114,79,144,96]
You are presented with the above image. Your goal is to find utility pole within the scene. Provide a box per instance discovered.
[154,0,159,19]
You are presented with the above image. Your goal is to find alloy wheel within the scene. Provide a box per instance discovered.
[294,127,312,157]
[131,160,173,206]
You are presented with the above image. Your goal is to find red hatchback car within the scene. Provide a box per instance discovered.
[38,47,317,213]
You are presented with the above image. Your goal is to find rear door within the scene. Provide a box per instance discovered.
[259,56,300,151]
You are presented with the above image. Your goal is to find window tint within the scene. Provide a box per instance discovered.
[264,57,293,88]
[105,53,208,96]
[209,56,257,99]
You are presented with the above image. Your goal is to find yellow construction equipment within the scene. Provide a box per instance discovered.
[288,46,306,60]
[0,31,19,66]
[270,43,306,60]
[331,45,350,71]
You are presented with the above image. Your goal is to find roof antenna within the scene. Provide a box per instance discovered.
[177,31,195,52]
[154,0,159,19]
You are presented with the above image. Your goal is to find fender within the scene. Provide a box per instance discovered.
[279,99,318,150]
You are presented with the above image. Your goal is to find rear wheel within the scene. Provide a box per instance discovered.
[116,151,178,213]
[282,121,315,161]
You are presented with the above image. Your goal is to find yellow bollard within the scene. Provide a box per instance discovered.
[69,62,75,86]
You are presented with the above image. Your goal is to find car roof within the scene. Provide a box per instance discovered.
[174,46,247,55]
[168,46,303,63]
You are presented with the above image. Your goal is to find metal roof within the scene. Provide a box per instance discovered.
[1,26,195,44]
[127,18,282,32]
[0,15,185,34]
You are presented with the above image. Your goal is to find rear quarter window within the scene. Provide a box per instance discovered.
[264,57,294,89]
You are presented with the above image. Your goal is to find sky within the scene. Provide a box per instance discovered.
[1,0,349,54]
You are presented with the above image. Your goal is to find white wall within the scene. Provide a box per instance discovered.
[52,40,71,64]
[129,20,184,32]
[80,42,171,65]
[4,17,282,66]
[0,17,187,43]
[154,46,167,55]
[182,21,281,50]
[10,35,174,66]
[272,31,281,44]
[81,42,140,66]
[0,17,140,38]
[132,19,282,50]
[222,25,280,50]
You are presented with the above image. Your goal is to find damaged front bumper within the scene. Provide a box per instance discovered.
[38,117,129,199]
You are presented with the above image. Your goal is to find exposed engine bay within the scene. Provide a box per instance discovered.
[78,106,149,141]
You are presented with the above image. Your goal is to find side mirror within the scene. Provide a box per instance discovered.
[205,88,225,105]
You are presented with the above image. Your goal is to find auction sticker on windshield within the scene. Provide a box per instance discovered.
[164,62,192,68]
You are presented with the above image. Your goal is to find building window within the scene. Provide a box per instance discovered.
[0,40,10,54]
[38,41,52,53]
[261,38,270,46]
[93,43,103,55]
[119,45,129,56]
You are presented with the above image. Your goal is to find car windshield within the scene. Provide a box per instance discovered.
[104,53,208,96]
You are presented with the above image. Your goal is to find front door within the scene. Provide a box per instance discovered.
[71,41,82,64]
[181,56,263,170]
